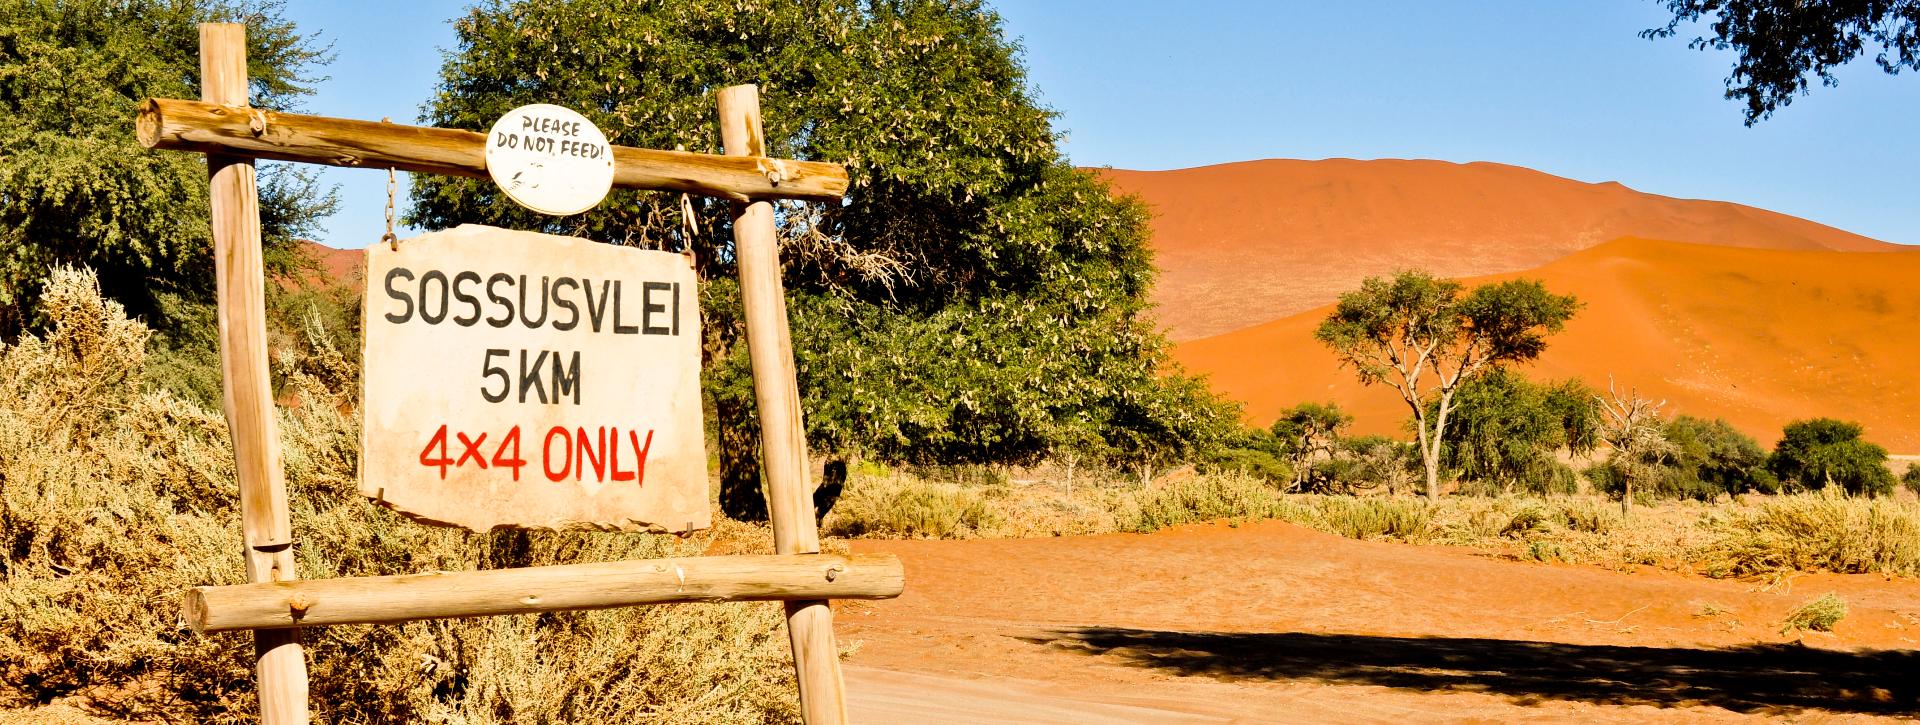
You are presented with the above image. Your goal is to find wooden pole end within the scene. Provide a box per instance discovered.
[182,586,212,635]
[135,99,163,149]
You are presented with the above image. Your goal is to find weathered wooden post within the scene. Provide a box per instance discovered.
[718,84,850,724]
[197,23,309,725]
[148,24,891,725]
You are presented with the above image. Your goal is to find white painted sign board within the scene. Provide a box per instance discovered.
[484,104,616,216]
[359,225,709,532]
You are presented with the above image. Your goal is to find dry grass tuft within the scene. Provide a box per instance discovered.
[1780,592,1847,634]
[1,269,797,723]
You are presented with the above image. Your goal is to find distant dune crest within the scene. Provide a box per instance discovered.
[1098,159,1894,341]
[1173,236,1920,451]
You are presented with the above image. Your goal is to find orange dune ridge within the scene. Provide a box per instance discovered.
[1097,159,1895,341]
[1174,237,1920,452]
[286,240,364,289]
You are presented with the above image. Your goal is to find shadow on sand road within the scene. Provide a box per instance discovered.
[1026,628,1919,716]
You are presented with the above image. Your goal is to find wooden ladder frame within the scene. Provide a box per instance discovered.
[145,23,885,724]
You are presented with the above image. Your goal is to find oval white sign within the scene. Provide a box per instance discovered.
[484,104,616,216]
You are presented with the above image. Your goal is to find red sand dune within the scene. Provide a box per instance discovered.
[1174,237,1920,452]
[1098,159,1896,341]
[302,240,363,285]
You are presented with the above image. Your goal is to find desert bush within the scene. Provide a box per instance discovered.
[0,270,797,723]
[823,475,1003,538]
[1780,592,1847,634]
[1121,473,1292,532]
[1697,491,1920,579]
[1555,498,1623,534]
[1768,418,1895,497]
[1432,370,1598,495]
[1305,497,1433,541]
[1666,416,1774,495]
[1198,444,1292,485]
[1902,463,1920,495]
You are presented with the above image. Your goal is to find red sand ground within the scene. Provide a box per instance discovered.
[842,521,1920,722]
[1174,236,1920,452]
[1098,159,1895,341]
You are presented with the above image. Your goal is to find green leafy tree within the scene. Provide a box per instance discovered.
[413,0,1227,519]
[1768,418,1895,496]
[1338,434,1421,496]
[1268,402,1352,492]
[0,0,334,335]
[1645,1,1920,124]
[1431,369,1598,494]
[1903,463,1920,495]
[1315,272,1579,500]
[1665,415,1775,495]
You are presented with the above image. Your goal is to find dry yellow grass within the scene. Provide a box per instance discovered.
[0,269,798,723]
[823,465,1920,581]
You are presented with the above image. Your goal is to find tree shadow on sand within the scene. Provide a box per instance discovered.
[1024,628,1918,716]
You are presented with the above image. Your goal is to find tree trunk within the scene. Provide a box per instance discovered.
[1621,473,1634,516]
[814,458,847,526]
[715,393,768,523]
[1139,462,1154,489]
[1063,454,1077,498]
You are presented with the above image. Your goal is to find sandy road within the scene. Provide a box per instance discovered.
[838,520,1920,723]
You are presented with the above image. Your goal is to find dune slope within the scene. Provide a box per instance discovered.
[1099,159,1896,340]
[1174,237,1920,451]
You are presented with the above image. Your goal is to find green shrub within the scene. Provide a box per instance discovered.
[1310,497,1433,541]
[1768,418,1895,497]
[1780,592,1847,634]
[1903,463,1920,495]
[1200,445,1292,485]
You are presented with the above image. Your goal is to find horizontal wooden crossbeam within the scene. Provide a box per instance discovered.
[184,553,903,633]
[136,98,849,202]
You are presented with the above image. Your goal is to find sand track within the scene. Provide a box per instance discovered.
[841,520,1920,722]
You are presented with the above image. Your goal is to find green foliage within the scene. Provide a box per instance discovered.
[0,0,334,333]
[1589,416,1775,502]
[1315,271,1578,498]
[1780,592,1847,634]
[1336,435,1422,496]
[1431,369,1597,494]
[1198,427,1292,485]
[1666,416,1774,494]
[1904,463,1920,495]
[1645,1,1920,125]
[413,0,1230,509]
[1315,271,1464,388]
[1768,418,1895,497]
[1268,402,1350,491]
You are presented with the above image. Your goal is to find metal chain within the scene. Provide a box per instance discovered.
[381,116,400,251]
[382,166,399,251]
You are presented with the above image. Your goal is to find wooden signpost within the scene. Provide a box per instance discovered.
[139,23,896,725]
[360,225,710,532]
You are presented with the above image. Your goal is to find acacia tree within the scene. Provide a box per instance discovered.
[1269,402,1352,492]
[1768,418,1895,496]
[1646,0,1920,124]
[1315,272,1578,500]
[414,0,1229,519]
[1433,369,1599,494]
[1597,379,1671,514]
[0,0,333,335]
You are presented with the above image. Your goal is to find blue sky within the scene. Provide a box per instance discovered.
[283,1,1918,248]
